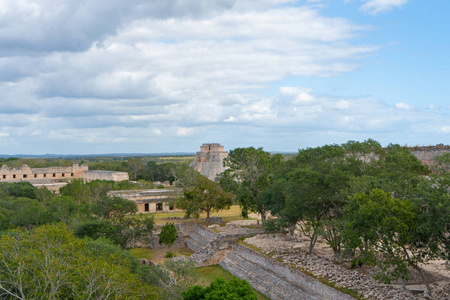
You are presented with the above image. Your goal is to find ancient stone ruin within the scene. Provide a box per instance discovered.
[190,143,228,181]
[0,164,129,191]
[107,189,182,213]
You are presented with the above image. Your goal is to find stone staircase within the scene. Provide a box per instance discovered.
[220,244,355,300]
[180,223,217,253]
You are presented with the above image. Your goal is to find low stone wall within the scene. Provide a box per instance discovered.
[83,170,129,182]
[179,223,218,240]
[220,243,355,300]
[179,223,218,253]
[147,234,187,250]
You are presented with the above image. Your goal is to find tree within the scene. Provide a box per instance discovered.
[182,277,257,300]
[47,195,77,224]
[0,182,38,199]
[159,223,179,248]
[178,174,233,223]
[283,144,351,256]
[127,158,144,181]
[86,196,155,248]
[0,224,160,299]
[147,259,199,300]
[343,189,433,294]
[93,196,138,218]
[220,147,282,225]
[59,179,90,204]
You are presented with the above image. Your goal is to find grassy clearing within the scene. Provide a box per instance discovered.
[150,205,258,226]
[196,265,271,300]
[129,246,194,264]
[129,247,155,260]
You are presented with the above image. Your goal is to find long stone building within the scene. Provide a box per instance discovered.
[190,143,228,181]
[107,189,182,213]
[0,164,129,190]
[0,164,88,182]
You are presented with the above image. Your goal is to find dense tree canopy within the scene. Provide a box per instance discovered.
[182,277,257,300]
[178,173,233,223]
[0,224,160,299]
[219,147,282,225]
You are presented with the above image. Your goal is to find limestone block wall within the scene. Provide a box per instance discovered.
[83,170,129,182]
[0,164,87,182]
[190,143,228,181]
[179,223,218,253]
[409,144,450,166]
[107,189,182,213]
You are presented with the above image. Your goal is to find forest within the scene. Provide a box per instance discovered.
[0,140,449,298]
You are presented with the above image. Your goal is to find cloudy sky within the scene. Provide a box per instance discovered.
[1,0,449,154]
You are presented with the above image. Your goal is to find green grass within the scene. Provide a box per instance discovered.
[129,246,194,264]
[129,248,155,260]
[196,265,271,300]
[149,205,258,226]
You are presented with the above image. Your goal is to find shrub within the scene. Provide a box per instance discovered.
[165,251,175,258]
[159,222,178,248]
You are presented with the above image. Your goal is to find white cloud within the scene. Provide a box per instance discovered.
[359,0,409,15]
[335,100,350,109]
[1,0,443,154]
[280,87,317,105]
[395,102,413,110]
[176,127,196,137]
[441,126,450,134]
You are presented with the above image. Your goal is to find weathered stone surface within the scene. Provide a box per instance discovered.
[221,244,356,300]
[0,164,87,182]
[83,170,129,182]
[190,143,228,181]
[246,234,449,300]
[107,189,182,213]
[183,224,354,299]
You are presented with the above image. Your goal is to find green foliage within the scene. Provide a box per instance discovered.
[434,152,450,173]
[148,259,200,300]
[59,179,93,204]
[220,147,283,224]
[166,251,175,258]
[127,158,144,181]
[93,196,138,218]
[178,173,233,223]
[75,196,155,249]
[0,181,38,199]
[263,218,285,234]
[182,277,257,300]
[47,195,77,224]
[0,224,160,299]
[342,189,429,288]
[74,220,118,242]
[159,222,179,248]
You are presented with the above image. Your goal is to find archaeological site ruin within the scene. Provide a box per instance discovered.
[190,143,228,181]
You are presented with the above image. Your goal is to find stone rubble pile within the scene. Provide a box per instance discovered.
[246,234,449,300]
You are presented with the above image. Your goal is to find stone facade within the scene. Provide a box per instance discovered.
[0,164,87,183]
[83,170,129,182]
[0,164,129,191]
[409,144,450,166]
[107,189,182,213]
[190,143,228,181]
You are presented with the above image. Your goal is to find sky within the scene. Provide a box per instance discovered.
[1,0,449,155]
